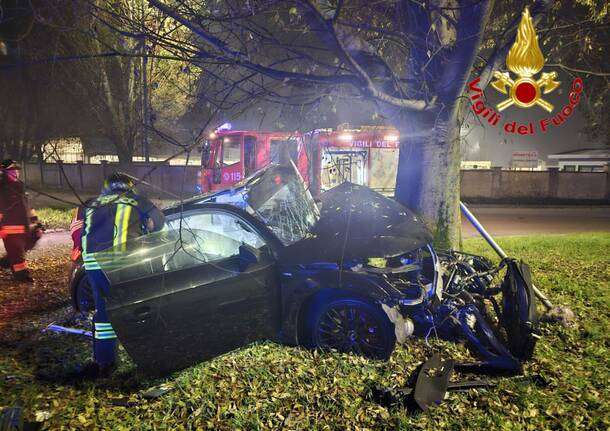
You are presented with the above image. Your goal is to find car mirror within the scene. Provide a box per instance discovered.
[238,244,260,270]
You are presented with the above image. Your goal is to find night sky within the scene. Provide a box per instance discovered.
[220,66,603,168]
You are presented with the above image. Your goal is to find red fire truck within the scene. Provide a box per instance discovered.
[198,126,400,195]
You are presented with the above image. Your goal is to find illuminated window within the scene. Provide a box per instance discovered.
[42,138,84,163]
[221,137,241,166]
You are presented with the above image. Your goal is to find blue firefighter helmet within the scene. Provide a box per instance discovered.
[102,172,137,195]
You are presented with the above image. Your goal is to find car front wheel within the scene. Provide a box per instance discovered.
[309,297,396,360]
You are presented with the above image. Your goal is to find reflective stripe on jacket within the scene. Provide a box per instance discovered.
[0,225,27,235]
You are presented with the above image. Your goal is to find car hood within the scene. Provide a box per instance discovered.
[280,182,433,264]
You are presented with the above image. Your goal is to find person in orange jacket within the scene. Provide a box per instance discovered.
[0,159,43,282]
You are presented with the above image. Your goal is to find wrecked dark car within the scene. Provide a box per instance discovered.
[69,163,540,376]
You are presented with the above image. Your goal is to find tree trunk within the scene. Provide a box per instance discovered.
[107,126,134,165]
[113,135,134,164]
[116,148,133,164]
[389,0,493,249]
[395,115,462,249]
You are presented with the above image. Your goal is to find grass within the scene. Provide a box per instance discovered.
[35,208,73,230]
[0,233,608,430]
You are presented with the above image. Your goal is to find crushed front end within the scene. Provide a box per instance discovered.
[364,246,541,371]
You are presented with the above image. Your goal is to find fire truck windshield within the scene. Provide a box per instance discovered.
[216,137,241,166]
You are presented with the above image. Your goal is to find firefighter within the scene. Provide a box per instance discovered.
[0,159,43,283]
[77,172,165,378]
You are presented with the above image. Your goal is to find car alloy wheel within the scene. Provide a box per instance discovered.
[311,298,395,360]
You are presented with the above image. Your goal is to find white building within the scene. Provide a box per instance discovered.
[547,148,610,172]
[461,160,491,170]
[511,151,544,170]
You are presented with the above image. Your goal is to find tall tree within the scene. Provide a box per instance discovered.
[5,0,607,242]
[32,0,198,162]
[132,0,501,246]
[0,0,82,160]
[51,1,147,163]
[135,0,608,246]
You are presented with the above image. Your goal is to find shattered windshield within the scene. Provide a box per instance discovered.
[192,162,319,245]
[250,178,318,245]
[241,163,318,245]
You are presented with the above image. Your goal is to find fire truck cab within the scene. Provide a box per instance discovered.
[198,126,400,195]
[199,131,306,193]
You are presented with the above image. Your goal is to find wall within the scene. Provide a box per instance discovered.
[19,162,610,203]
[460,167,610,203]
[20,161,200,200]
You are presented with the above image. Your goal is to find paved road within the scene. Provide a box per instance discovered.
[29,230,71,256]
[461,205,610,238]
[3,206,608,255]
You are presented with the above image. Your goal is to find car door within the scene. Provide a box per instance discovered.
[105,208,280,375]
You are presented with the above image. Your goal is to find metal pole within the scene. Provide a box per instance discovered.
[460,201,507,259]
[460,201,554,310]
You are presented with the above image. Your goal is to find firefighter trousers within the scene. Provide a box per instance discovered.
[86,269,118,367]
[1,232,35,274]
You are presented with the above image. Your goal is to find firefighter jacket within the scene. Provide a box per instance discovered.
[81,191,165,271]
[0,180,32,238]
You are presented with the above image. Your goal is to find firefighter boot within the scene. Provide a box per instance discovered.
[13,269,33,283]
[0,255,9,270]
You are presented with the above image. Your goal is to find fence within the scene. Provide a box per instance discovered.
[20,161,200,199]
[19,162,610,203]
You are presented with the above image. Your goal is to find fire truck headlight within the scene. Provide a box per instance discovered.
[339,133,353,141]
[209,132,216,139]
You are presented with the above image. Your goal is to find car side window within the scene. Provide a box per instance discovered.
[167,211,266,261]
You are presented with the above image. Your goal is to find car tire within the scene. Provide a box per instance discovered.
[308,296,396,360]
[72,273,95,314]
